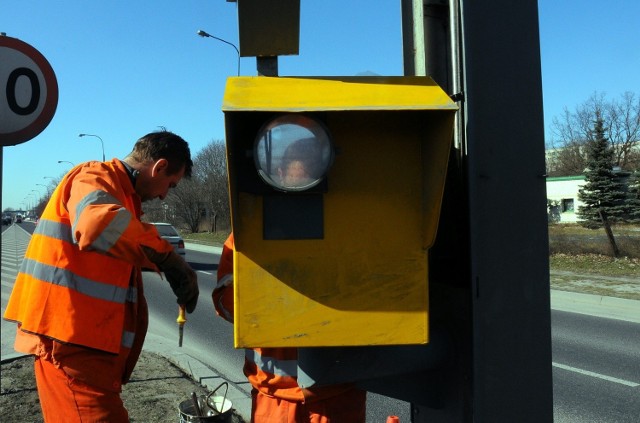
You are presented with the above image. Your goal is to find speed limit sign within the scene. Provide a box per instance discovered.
[0,35,58,146]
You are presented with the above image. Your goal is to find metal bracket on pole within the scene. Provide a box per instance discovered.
[257,56,279,77]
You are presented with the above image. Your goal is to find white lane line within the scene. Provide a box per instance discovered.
[553,362,639,387]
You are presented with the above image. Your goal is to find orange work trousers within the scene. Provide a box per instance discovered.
[251,388,366,423]
[34,357,129,423]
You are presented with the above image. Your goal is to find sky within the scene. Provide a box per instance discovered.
[2,0,638,211]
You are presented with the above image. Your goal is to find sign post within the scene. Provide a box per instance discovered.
[0,34,58,224]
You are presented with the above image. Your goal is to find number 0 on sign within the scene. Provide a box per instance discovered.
[0,35,58,146]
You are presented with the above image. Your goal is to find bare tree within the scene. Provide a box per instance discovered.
[547,91,640,176]
[166,177,206,233]
[141,140,231,234]
[546,140,588,176]
[607,92,640,169]
[141,199,167,223]
[193,140,230,232]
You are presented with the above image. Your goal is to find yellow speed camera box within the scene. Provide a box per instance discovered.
[222,76,457,347]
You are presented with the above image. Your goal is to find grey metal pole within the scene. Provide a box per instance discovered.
[400,0,553,421]
[79,133,105,162]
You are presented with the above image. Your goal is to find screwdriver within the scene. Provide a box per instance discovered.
[177,305,186,347]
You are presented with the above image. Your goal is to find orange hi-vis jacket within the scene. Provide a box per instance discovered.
[4,159,174,390]
[213,234,355,403]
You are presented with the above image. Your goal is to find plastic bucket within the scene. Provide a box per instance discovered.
[178,383,232,423]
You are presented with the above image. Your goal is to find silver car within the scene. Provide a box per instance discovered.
[151,222,186,256]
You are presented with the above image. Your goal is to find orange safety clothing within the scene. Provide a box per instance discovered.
[251,387,366,423]
[3,159,173,394]
[213,234,366,422]
[35,356,129,423]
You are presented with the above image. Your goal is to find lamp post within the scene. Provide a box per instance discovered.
[78,133,105,162]
[57,160,74,166]
[43,176,57,191]
[26,193,36,216]
[36,183,50,196]
[197,29,240,76]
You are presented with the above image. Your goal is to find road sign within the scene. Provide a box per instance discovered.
[0,35,58,146]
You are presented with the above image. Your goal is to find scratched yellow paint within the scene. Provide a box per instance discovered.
[223,76,457,347]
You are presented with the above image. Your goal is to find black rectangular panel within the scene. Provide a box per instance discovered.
[263,194,323,240]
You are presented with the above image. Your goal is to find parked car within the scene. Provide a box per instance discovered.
[150,222,185,257]
[2,214,11,225]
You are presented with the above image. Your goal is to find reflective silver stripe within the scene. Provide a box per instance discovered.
[121,331,135,348]
[90,207,132,252]
[245,349,298,378]
[34,219,74,244]
[214,275,234,321]
[126,285,138,303]
[73,190,122,230]
[72,190,128,251]
[215,274,233,290]
[20,258,129,304]
[215,293,234,322]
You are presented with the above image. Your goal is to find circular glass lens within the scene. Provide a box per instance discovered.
[254,114,334,191]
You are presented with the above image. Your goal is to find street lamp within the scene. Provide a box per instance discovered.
[78,133,105,162]
[36,183,50,195]
[197,29,240,76]
[57,160,74,166]
[31,189,41,201]
[26,193,36,215]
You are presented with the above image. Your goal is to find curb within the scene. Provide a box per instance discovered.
[143,331,252,421]
[184,242,223,255]
[0,352,28,365]
[550,289,640,323]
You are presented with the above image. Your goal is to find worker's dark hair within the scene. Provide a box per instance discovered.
[128,129,193,178]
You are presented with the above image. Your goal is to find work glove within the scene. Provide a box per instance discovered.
[142,246,199,313]
[161,251,199,313]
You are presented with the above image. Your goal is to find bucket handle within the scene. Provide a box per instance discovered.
[205,382,229,414]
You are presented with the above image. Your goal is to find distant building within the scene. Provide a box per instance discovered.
[546,175,585,223]
[546,169,633,223]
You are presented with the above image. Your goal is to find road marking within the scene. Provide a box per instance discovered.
[553,362,639,387]
[197,271,213,276]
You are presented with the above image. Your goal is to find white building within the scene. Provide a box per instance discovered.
[546,170,635,223]
[545,175,585,223]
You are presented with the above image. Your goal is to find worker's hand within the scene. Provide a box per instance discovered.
[160,251,199,313]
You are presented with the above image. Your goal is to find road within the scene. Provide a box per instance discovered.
[551,310,640,422]
[3,222,639,422]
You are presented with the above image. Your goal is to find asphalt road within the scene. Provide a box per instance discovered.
[551,310,640,422]
[3,222,639,422]
[143,242,640,422]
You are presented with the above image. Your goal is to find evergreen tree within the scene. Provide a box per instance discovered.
[577,115,628,229]
[627,170,640,223]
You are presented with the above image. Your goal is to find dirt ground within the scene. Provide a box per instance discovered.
[0,351,245,423]
[550,270,640,300]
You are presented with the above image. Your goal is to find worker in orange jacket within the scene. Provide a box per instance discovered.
[3,130,199,423]
[213,234,367,423]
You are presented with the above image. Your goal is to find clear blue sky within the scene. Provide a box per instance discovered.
[2,0,638,210]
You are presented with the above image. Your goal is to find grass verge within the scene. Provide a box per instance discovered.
[180,228,639,300]
[181,231,229,246]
